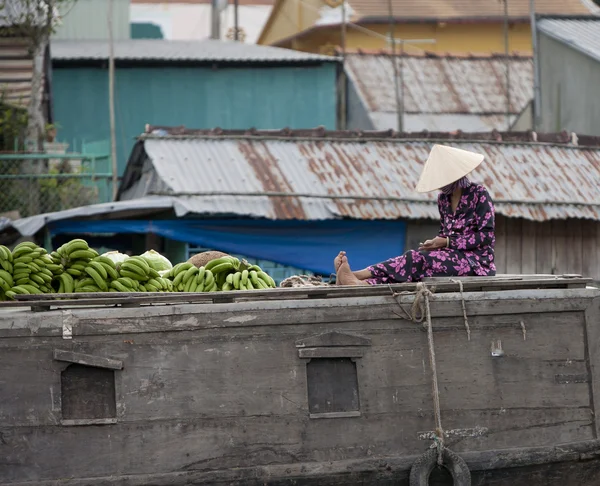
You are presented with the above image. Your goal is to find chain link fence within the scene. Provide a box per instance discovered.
[0,153,113,218]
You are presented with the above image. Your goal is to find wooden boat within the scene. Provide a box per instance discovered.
[1,275,599,485]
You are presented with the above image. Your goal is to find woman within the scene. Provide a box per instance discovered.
[335,144,496,286]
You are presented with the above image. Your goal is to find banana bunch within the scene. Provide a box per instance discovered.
[115,255,171,293]
[222,266,276,291]
[0,245,13,300]
[67,256,118,293]
[51,239,98,276]
[4,242,54,299]
[168,262,217,292]
[204,256,276,291]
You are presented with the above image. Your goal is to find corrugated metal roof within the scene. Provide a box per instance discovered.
[347,0,596,20]
[117,127,600,222]
[538,18,600,63]
[50,39,338,63]
[344,52,533,131]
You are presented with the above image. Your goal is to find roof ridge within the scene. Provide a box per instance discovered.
[142,126,599,147]
[340,48,533,59]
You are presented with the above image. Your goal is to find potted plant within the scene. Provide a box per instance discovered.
[44,122,60,142]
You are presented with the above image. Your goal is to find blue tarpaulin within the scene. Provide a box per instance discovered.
[49,219,406,275]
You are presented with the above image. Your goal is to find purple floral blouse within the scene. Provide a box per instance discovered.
[437,183,496,275]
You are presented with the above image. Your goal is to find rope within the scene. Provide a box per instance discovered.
[450,279,471,341]
[389,282,445,464]
[421,284,445,465]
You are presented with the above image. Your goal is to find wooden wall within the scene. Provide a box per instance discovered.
[495,216,600,282]
[406,216,600,282]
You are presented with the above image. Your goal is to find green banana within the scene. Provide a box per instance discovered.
[5,290,16,300]
[222,282,233,291]
[77,285,101,293]
[10,286,30,295]
[1,261,13,273]
[89,261,108,280]
[15,277,29,286]
[0,270,13,287]
[257,271,276,288]
[29,274,45,286]
[66,268,83,277]
[241,270,249,287]
[110,281,130,292]
[28,262,41,273]
[64,239,89,254]
[58,273,74,293]
[209,262,234,275]
[249,271,260,288]
[246,279,254,290]
[13,255,33,264]
[0,278,10,293]
[129,256,150,273]
[120,269,147,281]
[69,249,96,260]
[20,284,42,294]
[0,245,10,261]
[121,260,147,277]
[232,272,242,289]
[85,267,108,291]
[145,283,159,292]
[182,266,199,285]
[204,270,215,289]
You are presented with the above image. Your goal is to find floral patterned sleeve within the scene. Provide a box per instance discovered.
[437,194,445,237]
[448,187,495,251]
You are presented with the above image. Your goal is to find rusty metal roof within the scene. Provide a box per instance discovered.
[344,52,533,132]
[117,127,600,222]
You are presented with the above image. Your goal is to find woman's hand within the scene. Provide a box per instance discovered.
[419,236,448,251]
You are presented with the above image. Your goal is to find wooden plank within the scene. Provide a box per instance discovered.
[582,221,600,282]
[521,219,537,275]
[552,220,568,275]
[585,296,600,437]
[53,349,124,370]
[495,215,507,274]
[506,218,523,274]
[3,439,600,486]
[567,219,583,275]
[536,222,553,275]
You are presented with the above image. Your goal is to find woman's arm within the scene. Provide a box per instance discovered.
[448,188,495,251]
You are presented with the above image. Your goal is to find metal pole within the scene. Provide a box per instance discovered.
[530,0,540,130]
[108,0,118,200]
[211,0,220,39]
[388,0,402,132]
[234,0,239,41]
[503,0,511,131]
[339,0,347,129]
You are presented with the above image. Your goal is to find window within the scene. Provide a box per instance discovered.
[296,331,371,419]
[306,358,359,415]
[61,364,116,422]
[54,349,123,426]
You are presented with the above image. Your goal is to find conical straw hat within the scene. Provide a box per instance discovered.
[415,144,484,193]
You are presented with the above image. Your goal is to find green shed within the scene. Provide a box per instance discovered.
[50,39,340,176]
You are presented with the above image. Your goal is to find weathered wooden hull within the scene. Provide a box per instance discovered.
[1,277,599,485]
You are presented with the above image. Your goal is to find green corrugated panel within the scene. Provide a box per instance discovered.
[52,64,337,175]
[52,0,130,40]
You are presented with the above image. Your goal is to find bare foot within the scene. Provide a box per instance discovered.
[337,257,369,286]
[334,251,346,272]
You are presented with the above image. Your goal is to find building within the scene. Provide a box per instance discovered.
[4,127,600,282]
[344,50,533,132]
[536,16,600,135]
[257,0,598,55]
[49,39,339,176]
[130,0,275,43]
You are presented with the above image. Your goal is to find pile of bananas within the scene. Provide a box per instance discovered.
[2,242,59,298]
[166,262,217,292]
[113,255,173,293]
[51,239,98,275]
[206,256,276,291]
[0,238,279,300]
